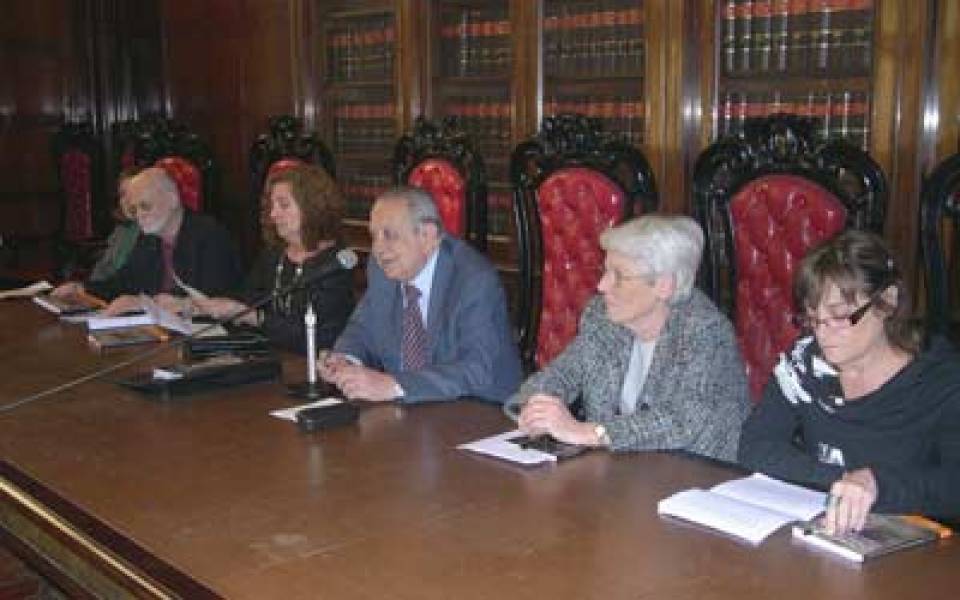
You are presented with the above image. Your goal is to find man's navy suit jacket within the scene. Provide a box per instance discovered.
[334,236,522,403]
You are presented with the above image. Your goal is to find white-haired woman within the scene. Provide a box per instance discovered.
[505,215,751,461]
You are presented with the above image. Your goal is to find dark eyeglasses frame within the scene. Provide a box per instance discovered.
[793,297,876,330]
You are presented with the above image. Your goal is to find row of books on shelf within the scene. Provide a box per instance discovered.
[487,191,513,237]
[442,99,512,156]
[544,4,644,78]
[439,9,511,78]
[341,175,391,220]
[543,97,645,147]
[717,89,870,148]
[326,18,395,82]
[721,0,874,77]
[333,103,396,155]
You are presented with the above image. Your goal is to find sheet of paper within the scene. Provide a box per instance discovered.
[711,473,826,521]
[172,272,208,301]
[86,311,155,330]
[457,429,558,466]
[0,281,53,300]
[140,294,196,335]
[270,398,344,422]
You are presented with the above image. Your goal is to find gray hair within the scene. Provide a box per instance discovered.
[377,186,444,233]
[599,215,704,303]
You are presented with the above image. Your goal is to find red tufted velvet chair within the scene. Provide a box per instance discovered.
[511,114,657,370]
[156,156,202,212]
[51,122,106,278]
[395,116,486,250]
[694,115,887,400]
[115,118,216,214]
[920,151,960,339]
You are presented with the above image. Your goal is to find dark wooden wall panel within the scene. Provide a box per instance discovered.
[160,0,297,260]
[0,0,89,258]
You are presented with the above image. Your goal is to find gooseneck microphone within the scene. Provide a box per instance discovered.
[0,248,360,414]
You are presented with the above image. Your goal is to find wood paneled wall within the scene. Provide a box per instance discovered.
[159,0,299,261]
[0,0,163,279]
[0,1,92,249]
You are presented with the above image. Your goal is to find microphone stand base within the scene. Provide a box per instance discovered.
[287,381,327,400]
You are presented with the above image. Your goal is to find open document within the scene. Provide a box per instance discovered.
[657,473,827,545]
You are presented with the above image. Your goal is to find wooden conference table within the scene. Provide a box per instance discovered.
[0,301,957,599]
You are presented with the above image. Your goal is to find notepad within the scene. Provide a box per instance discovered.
[457,429,560,466]
[657,473,827,545]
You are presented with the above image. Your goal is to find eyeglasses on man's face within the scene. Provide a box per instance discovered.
[793,298,875,330]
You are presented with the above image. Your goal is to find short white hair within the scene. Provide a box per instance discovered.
[599,215,704,303]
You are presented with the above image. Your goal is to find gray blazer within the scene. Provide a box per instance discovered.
[505,290,750,461]
[335,236,522,403]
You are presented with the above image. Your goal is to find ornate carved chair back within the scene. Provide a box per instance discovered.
[394,116,487,250]
[511,113,657,370]
[920,152,960,339]
[693,114,887,400]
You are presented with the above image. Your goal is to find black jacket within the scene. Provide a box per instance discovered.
[739,335,960,519]
[86,211,242,300]
[237,245,354,354]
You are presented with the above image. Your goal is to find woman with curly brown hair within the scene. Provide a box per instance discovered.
[192,164,354,353]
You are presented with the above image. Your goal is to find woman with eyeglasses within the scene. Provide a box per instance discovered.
[739,229,960,535]
[503,215,751,461]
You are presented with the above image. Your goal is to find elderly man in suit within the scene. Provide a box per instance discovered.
[319,186,521,403]
[51,167,242,315]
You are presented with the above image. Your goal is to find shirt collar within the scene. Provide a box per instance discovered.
[408,244,440,295]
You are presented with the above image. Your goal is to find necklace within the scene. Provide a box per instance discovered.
[272,253,304,315]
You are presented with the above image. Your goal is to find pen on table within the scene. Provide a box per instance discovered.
[902,515,953,539]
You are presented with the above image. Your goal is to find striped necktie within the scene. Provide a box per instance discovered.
[401,283,428,370]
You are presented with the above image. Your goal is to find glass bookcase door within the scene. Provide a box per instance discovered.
[432,0,514,225]
[319,9,399,234]
[714,0,875,150]
[542,0,647,148]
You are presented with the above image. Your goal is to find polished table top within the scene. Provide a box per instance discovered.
[1,300,958,599]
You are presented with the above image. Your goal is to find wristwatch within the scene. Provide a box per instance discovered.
[593,423,610,446]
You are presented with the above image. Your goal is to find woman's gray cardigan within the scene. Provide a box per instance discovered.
[505,290,751,461]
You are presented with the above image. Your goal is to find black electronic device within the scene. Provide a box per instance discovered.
[117,355,281,398]
[296,402,359,433]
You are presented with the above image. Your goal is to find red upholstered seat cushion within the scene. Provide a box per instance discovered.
[731,174,847,400]
[60,150,93,241]
[536,167,625,367]
[408,158,465,237]
[156,156,202,212]
[268,158,304,178]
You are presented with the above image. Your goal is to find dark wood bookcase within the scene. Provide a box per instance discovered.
[297,0,942,302]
